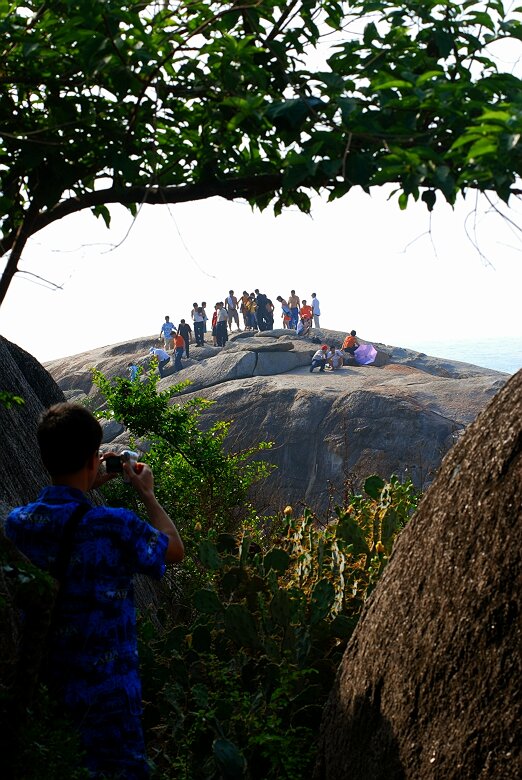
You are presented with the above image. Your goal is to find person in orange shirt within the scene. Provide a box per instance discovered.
[174,333,186,371]
[342,330,360,355]
[300,300,313,323]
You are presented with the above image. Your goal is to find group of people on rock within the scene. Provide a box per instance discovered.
[203,289,322,335]
[129,290,327,378]
[310,331,360,373]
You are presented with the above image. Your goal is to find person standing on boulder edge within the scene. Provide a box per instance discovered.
[159,316,176,350]
[288,290,300,329]
[192,305,205,346]
[173,332,185,371]
[177,319,192,358]
[311,293,321,328]
[225,291,241,332]
[5,402,184,779]
[216,302,228,346]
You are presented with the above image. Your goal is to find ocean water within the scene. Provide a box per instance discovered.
[404,336,522,375]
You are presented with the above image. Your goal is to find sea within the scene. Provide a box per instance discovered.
[403,336,522,376]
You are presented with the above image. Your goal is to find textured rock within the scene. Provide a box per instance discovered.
[41,330,509,507]
[0,336,64,509]
[100,418,125,444]
[314,369,522,780]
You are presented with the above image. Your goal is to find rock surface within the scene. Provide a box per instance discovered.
[314,369,522,780]
[0,336,64,512]
[42,330,508,508]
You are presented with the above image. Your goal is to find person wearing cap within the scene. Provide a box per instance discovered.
[149,346,170,377]
[310,345,329,372]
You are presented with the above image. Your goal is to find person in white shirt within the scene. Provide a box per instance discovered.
[310,345,328,372]
[328,347,344,370]
[216,302,229,346]
[149,347,170,377]
[311,293,321,328]
[191,304,206,346]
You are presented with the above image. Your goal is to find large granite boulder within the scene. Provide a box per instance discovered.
[0,336,64,512]
[42,330,508,505]
[314,369,522,780]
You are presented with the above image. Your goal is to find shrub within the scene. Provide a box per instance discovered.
[141,476,418,778]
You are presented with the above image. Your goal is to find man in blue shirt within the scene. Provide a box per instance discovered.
[159,315,176,350]
[5,403,184,779]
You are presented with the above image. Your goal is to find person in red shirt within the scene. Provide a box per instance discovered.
[174,333,185,371]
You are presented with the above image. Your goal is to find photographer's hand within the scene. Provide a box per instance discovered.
[123,462,184,564]
[92,452,119,489]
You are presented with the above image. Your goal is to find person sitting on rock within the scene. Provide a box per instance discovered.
[328,346,344,370]
[300,300,313,329]
[343,330,360,355]
[310,345,329,373]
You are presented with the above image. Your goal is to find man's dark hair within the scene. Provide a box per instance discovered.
[351,329,357,336]
[37,403,102,476]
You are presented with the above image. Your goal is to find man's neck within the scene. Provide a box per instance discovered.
[52,472,90,493]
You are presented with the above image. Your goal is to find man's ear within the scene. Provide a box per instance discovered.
[86,450,100,481]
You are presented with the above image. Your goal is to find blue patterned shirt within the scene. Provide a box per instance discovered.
[5,486,168,717]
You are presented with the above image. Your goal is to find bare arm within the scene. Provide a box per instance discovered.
[123,462,184,564]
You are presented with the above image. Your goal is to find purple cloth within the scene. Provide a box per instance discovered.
[354,344,377,365]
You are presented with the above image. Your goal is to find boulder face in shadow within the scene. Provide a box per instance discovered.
[315,370,522,780]
[0,336,64,512]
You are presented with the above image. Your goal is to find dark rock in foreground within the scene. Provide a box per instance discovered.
[315,369,522,780]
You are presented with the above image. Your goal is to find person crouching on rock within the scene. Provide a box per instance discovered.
[310,345,329,372]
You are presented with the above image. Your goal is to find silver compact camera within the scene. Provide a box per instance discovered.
[105,450,139,482]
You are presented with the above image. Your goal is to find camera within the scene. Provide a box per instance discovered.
[105,450,140,482]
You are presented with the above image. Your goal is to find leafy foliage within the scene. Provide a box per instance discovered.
[140,476,418,778]
[92,368,274,546]
[0,532,88,778]
[1,1,521,301]
[0,389,24,408]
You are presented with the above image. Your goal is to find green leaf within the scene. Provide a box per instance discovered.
[310,578,335,624]
[193,587,223,613]
[336,514,371,557]
[364,475,385,499]
[198,540,222,570]
[263,547,290,574]
[224,604,260,648]
[421,190,437,211]
[213,738,247,779]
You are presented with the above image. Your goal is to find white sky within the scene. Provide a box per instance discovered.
[0,186,521,364]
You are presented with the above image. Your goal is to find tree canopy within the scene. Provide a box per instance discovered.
[1,0,521,303]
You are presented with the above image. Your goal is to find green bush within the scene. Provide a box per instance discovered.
[92,369,274,546]
[140,476,418,779]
